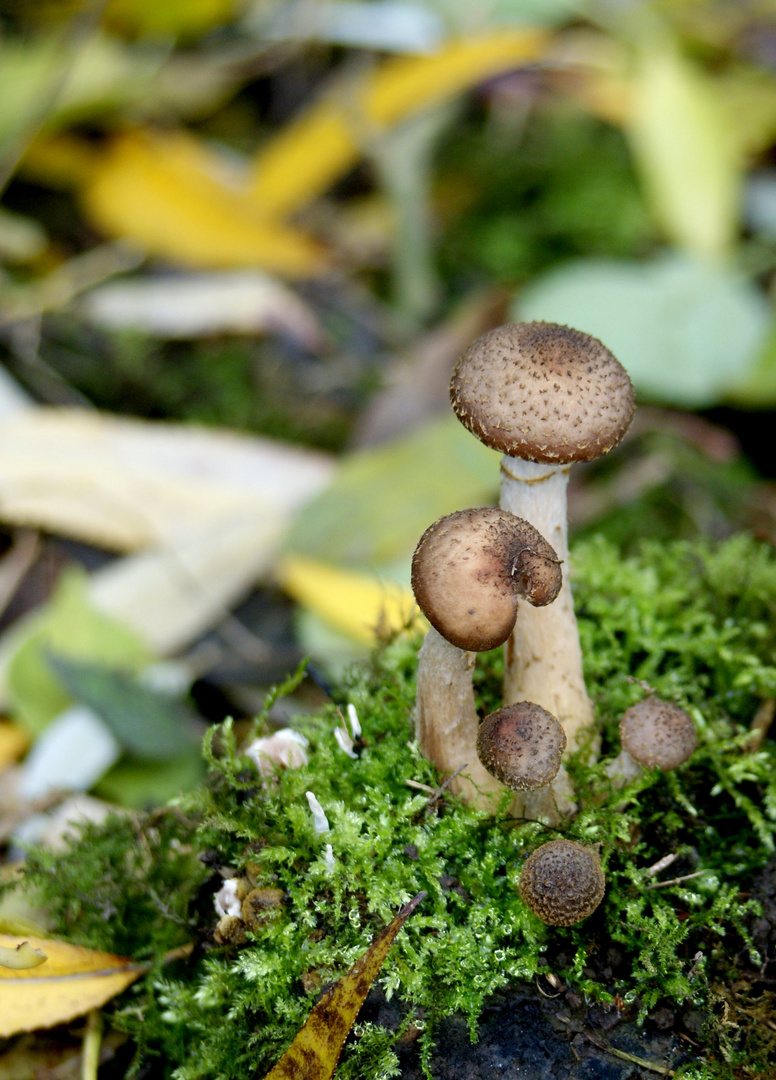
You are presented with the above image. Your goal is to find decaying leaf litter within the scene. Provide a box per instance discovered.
[3,1,776,1078]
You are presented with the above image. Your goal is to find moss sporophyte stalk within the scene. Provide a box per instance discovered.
[11,532,776,1079]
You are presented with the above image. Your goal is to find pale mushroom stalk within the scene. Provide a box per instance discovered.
[499,456,593,747]
[412,507,562,809]
[450,322,636,762]
[415,627,505,805]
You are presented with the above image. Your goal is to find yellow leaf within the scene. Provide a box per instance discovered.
[263,892,425,1080]
[0,934,145,1036]
[0,719,29,768]
[82,130,327,276]
[277,555,425,644]
[626,39,740,260]
[249,29,550,218]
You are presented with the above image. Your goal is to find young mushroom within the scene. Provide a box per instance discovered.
[476,700,574,824]
[411,507,561,807]
[518,839,605,926]
[450,322,635,754]
[607,697,698,785]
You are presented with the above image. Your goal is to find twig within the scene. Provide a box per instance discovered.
[645,852,679,877]
[744,698,775,753]
[582,1031,676,1076]
[645,871,707,891]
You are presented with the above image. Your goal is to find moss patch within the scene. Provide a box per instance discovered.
[12,535,776,1078]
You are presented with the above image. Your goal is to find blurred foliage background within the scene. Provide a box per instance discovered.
[3,0,776,807]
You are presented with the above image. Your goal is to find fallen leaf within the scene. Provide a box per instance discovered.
[248,30,550,217]
[82,129,327,275]
[80,270,324,348]
[278,555,425,644]
[262,892,425,1080]
[0,935,145,1037]
[626,38,739,260]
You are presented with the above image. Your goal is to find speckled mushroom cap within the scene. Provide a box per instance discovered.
[476,701,566,791]
[450,322,635,463]
[518,840,605,926]
[619,698,698,771]
[411,508,561,652]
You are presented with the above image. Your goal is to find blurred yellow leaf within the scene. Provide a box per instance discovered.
[278,555,425,644]
[104,0,239,39]
[0,935,144,1036]
[82,130,327,275]
[0,720,30,767]
[249,29,550,217]
[263,892,425,1080]
[626,39,740,260]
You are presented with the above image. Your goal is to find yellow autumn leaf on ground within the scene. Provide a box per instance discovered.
[82,130,327,275]
[277,555,425,644]
[0,935,145,1036]
[249,29,550,218]
[263,892,425,1080]
[0,719,29,767]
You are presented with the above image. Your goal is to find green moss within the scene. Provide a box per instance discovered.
[12,535,776,1078]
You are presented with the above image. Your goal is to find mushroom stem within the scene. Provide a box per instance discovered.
[415,627,505,806]
[510,767,577,827]
[499,455,593,752]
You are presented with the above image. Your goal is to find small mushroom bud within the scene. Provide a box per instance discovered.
[607,697,698,784]
[476,702,566,791]
[518,839,605,926]
[411,508,561,808]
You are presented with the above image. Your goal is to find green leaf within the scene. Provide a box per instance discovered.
[46,655,200,762]
[283,415,498,567]
[516,253,770,408]
[94,750,204,807]
[7,569,151,736]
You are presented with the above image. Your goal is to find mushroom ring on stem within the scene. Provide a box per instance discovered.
[411,507,561,806]
[450,321,635,754]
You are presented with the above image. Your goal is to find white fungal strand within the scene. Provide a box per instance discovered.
[323,844,335,872]
[306,791,330,833]
[334,726,357,758]
[346,703,362,739]
[245,729,309,776]
[214,878,242,919]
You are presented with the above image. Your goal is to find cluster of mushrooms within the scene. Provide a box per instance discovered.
[411,322,699,927]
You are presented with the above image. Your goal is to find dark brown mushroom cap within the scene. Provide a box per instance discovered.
[450,322,635,463]
[411,508,561,652]
[477,701,566,791]
[519,840,605,926]
[619,698,698,771]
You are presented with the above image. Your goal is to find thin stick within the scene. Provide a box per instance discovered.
[644,871,707,891]
[583,1031,675,1076]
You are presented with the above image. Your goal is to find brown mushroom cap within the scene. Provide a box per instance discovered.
[477,701,566,790]
[411,508,561,652]
[450,322,635,464]
[518,839,605,926]
[619,698,698,771]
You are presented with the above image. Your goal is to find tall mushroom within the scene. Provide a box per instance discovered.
[450,322,635,753]
[411,507,561,806]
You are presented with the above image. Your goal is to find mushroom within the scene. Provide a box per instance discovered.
[518,839,605,926]
[476,701,575,826]
[607,697,698,785]
[411,507,561,806]
[477,702,566,791]
[450,322,635,753]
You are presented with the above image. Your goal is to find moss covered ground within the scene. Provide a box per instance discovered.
[14,534,776,1079]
